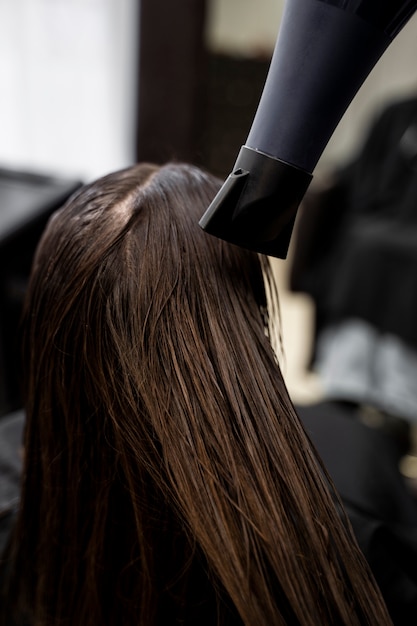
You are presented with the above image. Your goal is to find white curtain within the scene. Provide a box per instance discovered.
[0,0,138,181]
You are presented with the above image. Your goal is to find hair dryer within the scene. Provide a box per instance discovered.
[199,0,417,258]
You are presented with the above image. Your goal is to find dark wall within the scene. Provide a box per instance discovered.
[136,0,270,178]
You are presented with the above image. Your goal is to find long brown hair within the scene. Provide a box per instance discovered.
[2,163,391,625]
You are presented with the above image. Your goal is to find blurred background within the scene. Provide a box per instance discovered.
[3,3,417,615]
[0,0,417,417]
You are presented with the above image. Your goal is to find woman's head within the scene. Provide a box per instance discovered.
[4,163,390,625]
[24,162,270,424]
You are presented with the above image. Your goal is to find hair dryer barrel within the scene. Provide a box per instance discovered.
[200,0,417,258]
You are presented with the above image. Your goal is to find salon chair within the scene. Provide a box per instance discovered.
[0,167,82,416]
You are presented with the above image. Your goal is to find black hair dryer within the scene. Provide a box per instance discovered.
[199,0,417,258]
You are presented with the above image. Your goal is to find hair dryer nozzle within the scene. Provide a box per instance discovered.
[200,0,417,257]
[199,146,312,258]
